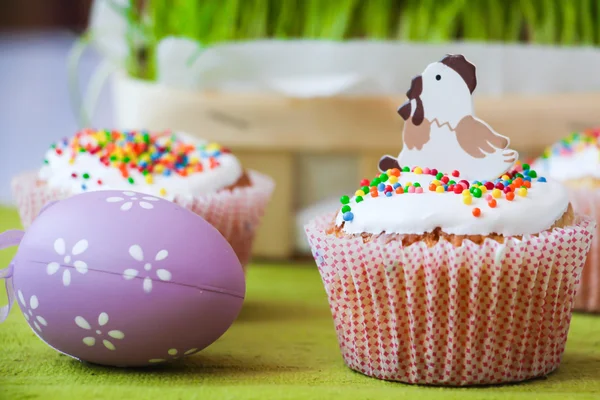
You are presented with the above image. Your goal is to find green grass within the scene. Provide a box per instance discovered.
[1,206,600,399]
[102,0,600,80]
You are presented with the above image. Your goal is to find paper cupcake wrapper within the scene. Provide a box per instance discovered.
[11,171,274,267]
[567,187,600,312]
[305,213,594,386]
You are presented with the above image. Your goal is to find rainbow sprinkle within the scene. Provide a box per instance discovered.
[542,128,600,159]
[340,162,546,221]
[46,129,231,196]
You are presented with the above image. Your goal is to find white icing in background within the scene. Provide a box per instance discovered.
[335,172,569,236]
[533,146,600,181]
[39,132,243,200]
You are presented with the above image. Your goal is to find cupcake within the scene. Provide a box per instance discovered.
[12,129,274,267]
[305,54,594,386]
[533,129,600,312]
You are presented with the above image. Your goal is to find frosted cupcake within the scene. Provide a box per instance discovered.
[12,129,274,267]
[533,129,600,312]
[305,54,594,386]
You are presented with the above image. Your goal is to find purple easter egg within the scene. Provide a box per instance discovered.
[11,190,245,367]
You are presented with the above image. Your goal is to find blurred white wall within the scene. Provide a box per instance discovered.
[0,31,113,205]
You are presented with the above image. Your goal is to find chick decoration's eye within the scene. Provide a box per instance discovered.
[435,74,441,81]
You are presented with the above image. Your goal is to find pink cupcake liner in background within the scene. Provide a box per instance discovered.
[305,213,594,386]
[12,170,274,268]
[568,188,600,312]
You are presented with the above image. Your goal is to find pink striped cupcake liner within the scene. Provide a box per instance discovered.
[305,213,594,386]
[568,187,600,312]
[12,170,274,268]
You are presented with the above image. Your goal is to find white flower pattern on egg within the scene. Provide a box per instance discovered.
[46,238,89,286]
[17,290,48,332]
[74,312,125,350]
[106,191,159,211]
[123,245,172,293]
[148,348,199,363]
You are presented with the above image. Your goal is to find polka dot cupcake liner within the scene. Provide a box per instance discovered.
[305,213,594,386]
[567,187,600,312]
[11,171,274,268]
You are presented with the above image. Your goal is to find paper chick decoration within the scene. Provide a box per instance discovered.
[379,54,518,181]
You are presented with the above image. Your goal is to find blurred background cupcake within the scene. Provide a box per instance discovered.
[12,129,274,267]
[533,129,600,312]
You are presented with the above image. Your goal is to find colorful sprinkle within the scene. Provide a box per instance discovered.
[541,129,600,160]
[343,212,354,222]
[338,164,543,222]
[46,129,231,191]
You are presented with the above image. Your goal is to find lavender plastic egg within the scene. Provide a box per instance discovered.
[11,190,245,367]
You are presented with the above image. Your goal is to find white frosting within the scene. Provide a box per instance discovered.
[39,131,243,200]
[533,146,600,181]
[336,172,569,236]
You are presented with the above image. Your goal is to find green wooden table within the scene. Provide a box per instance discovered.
[1,207,599,399]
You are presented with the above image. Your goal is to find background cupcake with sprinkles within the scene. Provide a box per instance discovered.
[533,129,600,312]
[11,129,274,267]
[305,54,594,386]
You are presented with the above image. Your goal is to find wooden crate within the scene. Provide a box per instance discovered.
[113,76,600,259]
